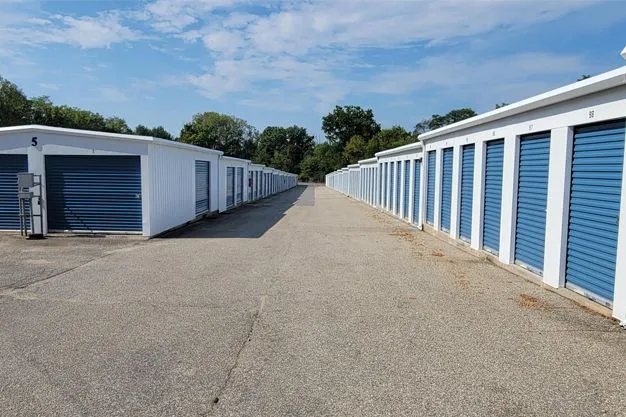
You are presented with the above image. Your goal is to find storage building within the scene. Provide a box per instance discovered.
[0,125,296,237]
[326,63,626,324]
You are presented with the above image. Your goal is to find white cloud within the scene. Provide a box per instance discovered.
[367,53,593,96]
[0,10,142,49]
[153,0,598,111]
[38,82,60,91]
[97,86,129,102]
[202,30,245,55]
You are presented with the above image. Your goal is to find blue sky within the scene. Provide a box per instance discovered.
[1,0,626,141]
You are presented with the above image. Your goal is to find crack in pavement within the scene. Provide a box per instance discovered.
[203,295,266,416]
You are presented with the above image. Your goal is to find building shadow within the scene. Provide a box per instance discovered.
[160,184,310,239]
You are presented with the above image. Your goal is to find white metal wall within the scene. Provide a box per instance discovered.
[148,143,220,236]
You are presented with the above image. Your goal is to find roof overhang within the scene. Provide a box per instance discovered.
[375,141,422,158]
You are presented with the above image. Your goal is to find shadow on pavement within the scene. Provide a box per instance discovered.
[161,185,309,239]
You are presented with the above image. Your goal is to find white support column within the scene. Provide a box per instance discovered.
[400,160,406,217]
[614,146,626,322]
[499,134,520,265]
[543,127,573,288]
[407,159,412,223]
[394,161,399,215]
[434,148,442,230]
[450,144,462,239]
[471,141,485,250]
[419,157,426,229]
[140,154,151,237]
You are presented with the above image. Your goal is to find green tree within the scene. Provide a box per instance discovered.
[495,102,509,109]
[322,105,381,149]
[256,125,315,174]
[134,124,173,140]
[256,126,289,166]
[179,112,259,159]
[0,76,30,126]
[413,108,477,136]
[577,74,591,81]
[29,96,56,125]
[299,143,343,182]
[48,105,106,131]
[103,117,132,134]
[366,126,412,155]
[343,135,368,165]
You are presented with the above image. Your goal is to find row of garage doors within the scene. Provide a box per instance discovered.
[374,120,624,305]
[0,155,214,234]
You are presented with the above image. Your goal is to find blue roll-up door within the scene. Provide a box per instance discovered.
[441,148,453,231]
[195,160,210,216]
[395,162,401,215]
[0,154,28,230]
[482,139,504,254]
[226,167,235,207]
[389,162,395,212]
[515,133,550,273]
[459,144,474,242]
[46,155,142,232]
[566,120,625,304]
[413,159,421,225]
[426,151,436,224]
[403,160,410,218]
[382,163,387,208]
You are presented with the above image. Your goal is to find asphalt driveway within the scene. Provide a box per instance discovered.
[1,185,625,416]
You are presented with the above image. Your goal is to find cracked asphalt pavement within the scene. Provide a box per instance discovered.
[1,184,626,416]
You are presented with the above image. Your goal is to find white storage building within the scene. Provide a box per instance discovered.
[327,63,626,324]
[0,125,296,237]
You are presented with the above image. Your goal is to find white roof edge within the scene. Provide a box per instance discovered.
[222,155,251,163]
[0,124,224,156]
[374,140,422,157]
[420,65,626,141]
[358,157,377,164]
[152,137,223,155]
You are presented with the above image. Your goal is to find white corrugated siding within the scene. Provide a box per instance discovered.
[148,143,220,236]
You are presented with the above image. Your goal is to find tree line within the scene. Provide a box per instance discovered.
[1,74,477,182]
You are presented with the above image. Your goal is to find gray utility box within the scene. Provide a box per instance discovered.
[17,172,35,188]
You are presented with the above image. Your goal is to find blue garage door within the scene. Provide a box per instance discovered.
[566,120,625,304]
[482,139,505,254]
[383,163,387,208]
[389,162,395,212]
[426,151,436,224]
[0,154,28,230]
[413,160,421,225]
[403,161,410,218]
[515,132,550,273]
[395,162,401,215]
[195,161,210,216]
[441,148,453,231]
[459,144,474,242]
[46,155,142,232]
[226,167,235,207]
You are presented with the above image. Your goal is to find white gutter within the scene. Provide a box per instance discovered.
[374,141,422,158]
